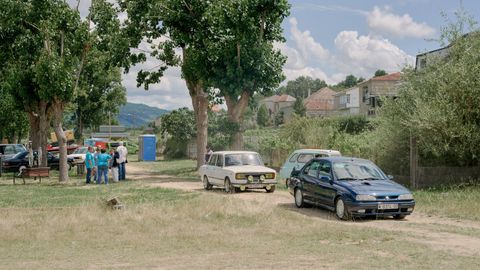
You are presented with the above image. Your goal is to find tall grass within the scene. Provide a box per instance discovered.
[414,184,480,221]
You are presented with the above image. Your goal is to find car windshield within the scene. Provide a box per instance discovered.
[333,161,385,181]
[73,148,88,154]
[224,153,263,166]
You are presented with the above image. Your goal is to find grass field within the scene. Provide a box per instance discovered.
[1,160,479,269]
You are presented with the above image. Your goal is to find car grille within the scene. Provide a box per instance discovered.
[376,195,399,201]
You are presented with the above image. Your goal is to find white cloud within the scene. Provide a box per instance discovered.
[289,17,330,62]
[367,6,436,38]
[333,31,414,76]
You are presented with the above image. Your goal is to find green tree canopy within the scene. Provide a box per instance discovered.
[256,104,269,127]
[293,97,306,117]
[374,69,387,77]
[276,76,327,98]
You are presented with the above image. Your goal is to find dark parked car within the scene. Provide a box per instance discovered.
[287,157,415,220]
[2,151,74,172]
[0,144,27,160]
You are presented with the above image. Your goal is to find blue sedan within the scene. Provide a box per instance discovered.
[287,157,415,220]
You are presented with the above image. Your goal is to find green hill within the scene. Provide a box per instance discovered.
[118,102,169,128]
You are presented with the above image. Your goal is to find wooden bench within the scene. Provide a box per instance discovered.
[13,167,50,185]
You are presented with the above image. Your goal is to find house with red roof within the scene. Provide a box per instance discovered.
[303,87,337,117]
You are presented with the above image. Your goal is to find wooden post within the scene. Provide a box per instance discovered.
[410,135,418,189]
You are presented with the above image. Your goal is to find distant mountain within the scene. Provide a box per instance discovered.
[118,102,169,128]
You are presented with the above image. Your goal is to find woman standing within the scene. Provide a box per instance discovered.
[109,148,120,182]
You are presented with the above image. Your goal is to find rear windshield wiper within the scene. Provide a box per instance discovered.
[337,177,358,181]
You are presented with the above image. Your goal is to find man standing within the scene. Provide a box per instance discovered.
[117,142,128,180]
[85,147,95,184]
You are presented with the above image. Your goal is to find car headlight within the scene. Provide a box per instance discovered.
[356,195,376,201]
[235,173,246,180]
[398,194,414,200]
[247,175,254,182]
[264,173,275,179]
[260,175,266,181]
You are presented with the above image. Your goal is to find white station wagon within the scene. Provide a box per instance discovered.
[199,151,277,193]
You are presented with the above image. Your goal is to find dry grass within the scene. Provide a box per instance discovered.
[1,161,480,269]
[1,182,479,269]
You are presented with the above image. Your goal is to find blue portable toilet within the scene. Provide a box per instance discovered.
[138,135,156,161]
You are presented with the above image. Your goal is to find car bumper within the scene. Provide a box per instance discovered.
[232,180,277,190]
[347,200,416,217]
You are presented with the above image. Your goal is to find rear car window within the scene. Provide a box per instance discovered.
[297,153,314,163]
[288,153,299,162]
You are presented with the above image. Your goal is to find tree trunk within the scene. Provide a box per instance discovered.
[38,101,49,167]
[28,112,40,150]
[53,102,69,182]
[182,47,209,169]
[225,91,250,150]
[75,110,84,145]
[188,82,209,169]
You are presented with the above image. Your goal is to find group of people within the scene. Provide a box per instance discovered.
[85,142,128,184]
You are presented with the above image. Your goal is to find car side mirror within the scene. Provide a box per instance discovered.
[387,175,394,180]
[320,176,332,184]
[291,168,300,177]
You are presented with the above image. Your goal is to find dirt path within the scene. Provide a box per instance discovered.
[128,162,480,257]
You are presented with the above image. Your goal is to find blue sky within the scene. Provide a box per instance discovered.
[69,0,480,110]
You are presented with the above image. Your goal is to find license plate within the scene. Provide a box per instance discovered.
[378,203,398,210]
[249,184,263,188]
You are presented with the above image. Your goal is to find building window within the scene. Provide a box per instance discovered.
[346,94,350,104]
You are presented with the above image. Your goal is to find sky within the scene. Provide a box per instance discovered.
[69,0,480,110]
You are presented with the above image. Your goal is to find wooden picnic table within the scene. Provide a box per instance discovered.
[13,167,50,185]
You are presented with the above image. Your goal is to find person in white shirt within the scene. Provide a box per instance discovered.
[116,142,128,180]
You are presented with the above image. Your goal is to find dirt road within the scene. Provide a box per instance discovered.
[127,162,480,257]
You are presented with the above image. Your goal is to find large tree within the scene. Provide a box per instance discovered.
[119,0,211,168]
[202,0,290,149]
[0,0,122,181]
[276,76,327,98]
[0,89,29,143]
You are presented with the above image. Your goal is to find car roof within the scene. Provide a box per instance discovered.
[313,156,373,163]
[293,149,341,154]
[213,151,259,155]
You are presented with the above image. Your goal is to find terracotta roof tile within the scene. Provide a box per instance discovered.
[371,72,401,81]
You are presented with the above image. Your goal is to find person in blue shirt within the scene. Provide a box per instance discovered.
[85,146,95,184]
[96,148,112,184]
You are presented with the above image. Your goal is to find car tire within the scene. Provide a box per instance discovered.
[394,214,406,220]
[265,185,276,193]
[335,197,351,221]
[68,163,72,171]
[294,188,305,208]
[224,178,235,194]
[203,176,212,190]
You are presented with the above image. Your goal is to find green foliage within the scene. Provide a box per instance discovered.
[293,97,306,117]
[256,104,270,127]
[0,89,29,142]
[276,76,327,98]
[208,112,239,151]
[160,108,196,159]
[160,108,196,142]
[335,74,359,89]
[336,115,372,134]
[374,69,387,77]
[274,111,284,127]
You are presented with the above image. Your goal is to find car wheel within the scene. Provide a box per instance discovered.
[224,178,235,194]
[68,163,72,171]
[294,188,305,208]
[265,185,276,193]
[203,176,212,190]
[335,197,351,221]
[394,214,406,220]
